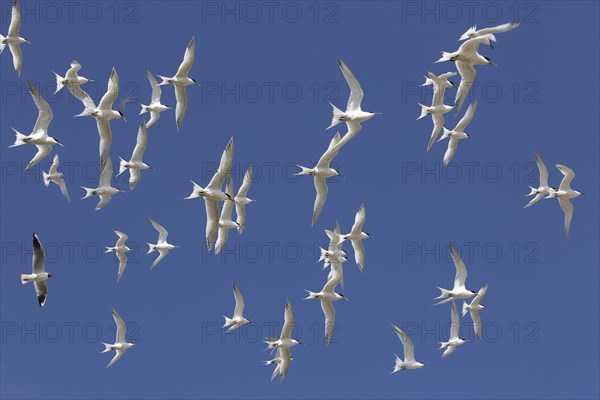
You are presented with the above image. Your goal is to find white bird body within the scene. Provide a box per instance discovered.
[340,204,370,271]
[434,244,476,305]
[439,302,467,357]
[100,307,136,367]
[459,22,520,41]
[223,282,250,332]
[234,168,255,234]
[438,100,477,165]
[524,152,554,208]
[105,231,131,282]
[391,324,425,372]
[20,233,53,307]
[265,347,292,381]
[215,178,242,254]
[437,35,494,64]
[545,164,582,239]
[140,68,172,128]
[1,0,30,76]
[265,299,301,351]
[118,120,151,190]
[54,60,92,96]
[146,219,178,269]
[462,283,488,339]
[305,265,345,346]
[80,156,121,211]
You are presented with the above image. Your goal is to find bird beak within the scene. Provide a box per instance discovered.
[490,61,497,66]
[57,143,65,147]
[122,117,128,122]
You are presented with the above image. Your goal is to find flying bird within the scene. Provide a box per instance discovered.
[340,203,371,271]
[265,299,301,351]
[234,167,255,233]
[462,283,488,340]
[419,71,456,151]
[10,80,63,169]
[147,218,178,269]
[105,231,131,282]
[459,22,520,42]
[21,233,53,307]
[215,178,242,254]
[524,151,553,208]
[439,301,467,357]
[42,154,70,202]
[265,347,293,382]
[100,307,136,367]
[434,244,477,305]
[0,0,30,76]
[53,59,93,101]
[140,68,172,128]
[391,324,425,372]
[118,120,151,190]
[545,164,584,239]
[158,37,198,131]
[437,100,477,165]
[80,156,121,211]
[223,282,250,332]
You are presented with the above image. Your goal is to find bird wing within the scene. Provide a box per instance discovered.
[442,345,456,358]
[205,199,220,251]
[8,42,22,76]
[174,85,188,131]
[351,239,365,272]
[112,307,126,343]
[455,99,478,132]
[337,122,362,147]
[534,152,549,188]
[98,68,119,109]
[28,145,52,170]
[237,167,253,197]
[350,203,366,234]
[323,266,342,292]
[117,253,128,282]
[27,81,53,133]
[146,68,162,103]
[449,244,468,289]
[214,226,229,255]
[321,300,336,346]
[278,347,291,381]
[207,137,235,191]
[106,350,125,368]
[131,120,148,162]
[8,0,22,36]
[427,113,445,151]
[454,61,476,114]
[57,178,70,202]
[96,195,112,211]
[32,233,45,274]
[338,58,364,112]
[99,156,114,188]
[34,280,48,307]
[175,37,196,78]
[393,324,416,362]
[97,119,112,169]
[556,164,575,191]
[311,176,328,226]
[49,154,59,174]
[148,218,168,244]
[65,60,82,80]
[114,230,128,247]
[471,283,488,306]
[478,22,520,36]
[280,299,294,340]
[220,178,235,220]
[232,282,245,318]
[129,168,140,190]
[558,198,574,239]
[450,301,460,340]
[443,136,459,166]
[316,132,342,169]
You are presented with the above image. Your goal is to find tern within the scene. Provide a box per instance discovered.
[215,178,242,255]
[105,231,131,282]
[0,0,30,76]
[327,58,379,130]
[20,233,53,307]
[391,324,425,372]
[462,283,488,340]
[439,301,468,357]
[234,167,255,233]
[140,68,172,128]
[459,22,520,43]
[100,307,136,367]
[118,120,151,190]
[437,100,477,165]
[419,71,456,151]
[524,151,553,208]
[223,282,251,332]
[10,80,63,169]
[304,264,347,346]
[42,154,70,202]
[53,60,93,101]
[265,347,293,382]
[434,244,477,305]
[265,299,301,351]
[340,203,371,272]
[147,218,178,269]
[158,37,198,131]
[80,156,122,211]
[545,164,583,239]
[296,132,343,226]
[185,137,234,251]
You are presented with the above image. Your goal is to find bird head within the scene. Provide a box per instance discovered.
[48,273,54,278]
[484,56,497,66]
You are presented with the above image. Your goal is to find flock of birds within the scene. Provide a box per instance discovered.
[2,0,585,381]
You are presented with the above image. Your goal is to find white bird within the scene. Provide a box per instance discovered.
[437,100,477,165]
[304,264,347,346]
[215,178,242,254]
[391,324,425,372]
[340,203,371,271]
[439,301,467,357]
[10,80,63,169]
[459,22,520,42]
[146,218,178,269]
[0,0,30,76]
[140,68,172,128]
[100,307,136,367]
[53,60,93,101]
[21,233,53,307]
[434,244,477,305]
[105,231,131,282]
[223,282,250,332]
[296,132,343,226]
[419,71,456,151]
[265,347,293,382]
[42,154,70,202]
[462,283,488,340]
[327,58,379,130]
[524,151,553,208]
[234,167,255,233]
[185,137,235,251]
[80,156,121,211]
[118,120,151,190]
[158,37,198,131]
[545,164,584,239]
[265,299,302,351]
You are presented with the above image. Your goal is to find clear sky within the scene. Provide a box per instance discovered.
[1,1,599,399]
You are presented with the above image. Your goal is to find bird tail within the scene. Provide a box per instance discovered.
[325,229,345,244]
[21,274,33,284]
[264,337,278,349]
[118,157,128,176]
[417,103,430,120]
[184,181,203,199]
[435,287,452,300]
[326,103,345,130]
[303,290,318,300]
[422,76,433,86]
[318,247,328,262]
[75,107,95,117]
[0,35,5,53]
[53,72,65,94]
[80,187,95,199]
[10,128,29,147]
[295,165,312,176]
[436,51,455,63]
[437,127,451,142]
[545,190,558,199]
[42,171,51,186]
[105,247,114,253]
[527,186,537,196]
[146,243,156,254]
[157,75,170,86]
[223,316,234,328]
[139,104,149,115]
[462,301,469,317]
[100,342,112,353]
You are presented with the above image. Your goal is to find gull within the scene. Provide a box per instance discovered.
[391,324,425,372]
[223,282,251,332]
[53,60,93,101]
[340,203,371,272]
[436,35,495,113]
[439,302,467,357]
[434,244,477,305]
[100,307,136,367]
[265,299,301,351]
[327,58,379,130]
[21,233,53,307]
[105,231,131,282]
[158,37,198,131]
[419,71,456,151]
[185,137,234,251]
[42,154,70,202]
[80,156,121,211]
[10,80,63,169]
[462,283,488,340]
[437,100,477,165]
[545,164,584,239]
[0,0,30,76]
[234,167,255,233]
[459,22,520,43]
[215,178,242,254]
[296,132,343,226]
[524,151,553,208]
[146,218,178,269]
[140,68,172,128]
[304,264,347,346]
[264,347,293,382]
[118,120,151,190]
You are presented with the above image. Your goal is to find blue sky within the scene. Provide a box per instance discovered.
[1,1,599,399]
